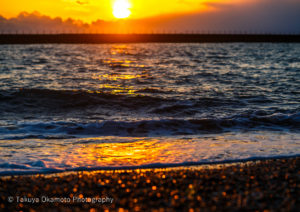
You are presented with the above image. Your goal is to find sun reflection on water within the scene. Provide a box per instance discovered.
[91,45,150,95]
[46,137,203,168]
[1,132,298,171]
[41,133,296,169]
[60,138,178,168]
[48,136,244,168]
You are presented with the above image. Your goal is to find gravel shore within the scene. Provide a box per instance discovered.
[1,157,299,211]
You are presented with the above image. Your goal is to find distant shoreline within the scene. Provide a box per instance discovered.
[0,34,300,44]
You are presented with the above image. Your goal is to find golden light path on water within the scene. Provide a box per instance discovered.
[91,45,150,95]
[3,133,294,170]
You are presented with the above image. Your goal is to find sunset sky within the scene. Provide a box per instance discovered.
[0,0,246,22]
[0,0,299,33]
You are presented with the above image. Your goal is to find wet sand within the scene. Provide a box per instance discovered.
[1,157,299,211]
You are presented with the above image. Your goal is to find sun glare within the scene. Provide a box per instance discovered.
[113,0,131,19]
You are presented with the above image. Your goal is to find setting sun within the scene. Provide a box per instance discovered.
[113,0,131,19]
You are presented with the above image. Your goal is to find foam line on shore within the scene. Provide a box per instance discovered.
[1,154,299,177]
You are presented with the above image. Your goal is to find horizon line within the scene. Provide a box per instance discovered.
[1,32,300,35]
[1,33,300,44]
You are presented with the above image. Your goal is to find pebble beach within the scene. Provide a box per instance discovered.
[1,157,299,211]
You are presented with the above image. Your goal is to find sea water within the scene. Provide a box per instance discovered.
[0,43,299,175]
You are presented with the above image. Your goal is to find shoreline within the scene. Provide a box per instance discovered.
[1,156,299,211]
[0,154,299,177]
[0,34,300,44]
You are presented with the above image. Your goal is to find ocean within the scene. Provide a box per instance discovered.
[0,43,299,175]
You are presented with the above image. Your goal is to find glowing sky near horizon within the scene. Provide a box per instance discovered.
[0,0,247,22]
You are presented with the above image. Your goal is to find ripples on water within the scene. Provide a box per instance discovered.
[0,43,299,174]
